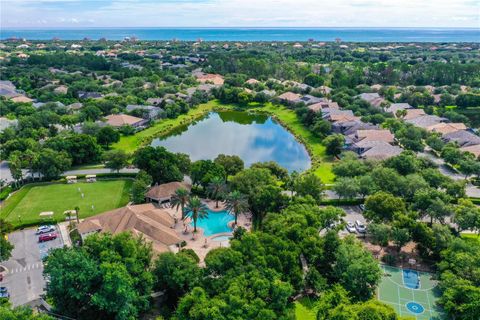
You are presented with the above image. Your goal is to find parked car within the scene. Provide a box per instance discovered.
[359,204,366,211]
[39,233,57,242]
[345,222,356,233]
[0,287,9,298]
[36,225,55,235]
[355,220,367,233]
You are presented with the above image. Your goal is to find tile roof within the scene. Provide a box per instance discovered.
[105,114,145,127]
[145,181,191,202]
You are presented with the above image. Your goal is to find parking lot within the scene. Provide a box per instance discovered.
[338,205,368,237]
[0,226,63,307]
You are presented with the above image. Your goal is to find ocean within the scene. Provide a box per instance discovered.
[1,28,479,42]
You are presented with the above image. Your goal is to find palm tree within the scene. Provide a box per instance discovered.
[74,206,80,224]
[225,191,248,226]
[207,176,227,208]
[184,196,208,233]
[170,188,190,220]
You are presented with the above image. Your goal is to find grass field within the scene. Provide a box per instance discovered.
[378,265,445,320]
[294,297,316,320]
[0,179,132,227]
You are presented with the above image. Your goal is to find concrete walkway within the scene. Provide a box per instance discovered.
[57,222,72,247]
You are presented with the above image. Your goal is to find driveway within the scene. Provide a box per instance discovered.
[1,227,64,307]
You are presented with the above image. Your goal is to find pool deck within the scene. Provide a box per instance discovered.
[170,199,251,264]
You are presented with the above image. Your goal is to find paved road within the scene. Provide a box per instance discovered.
[1,227,63,307]
[63,168,139,175]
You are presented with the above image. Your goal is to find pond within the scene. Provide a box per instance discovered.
[151,111,311,172]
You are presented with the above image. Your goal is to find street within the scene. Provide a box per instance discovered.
[0,227,63,307]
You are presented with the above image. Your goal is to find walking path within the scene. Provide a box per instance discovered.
[57,222,72,247]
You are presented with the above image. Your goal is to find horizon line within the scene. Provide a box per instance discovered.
[2,26,479,30]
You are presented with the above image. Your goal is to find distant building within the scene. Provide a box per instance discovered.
[126,105,163,120]
[78,91,103,99]
[0,117,18,132]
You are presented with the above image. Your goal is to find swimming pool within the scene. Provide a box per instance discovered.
[190,210,233,236]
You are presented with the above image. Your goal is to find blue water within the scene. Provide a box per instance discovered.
[403,269,420,289]
[152,112,311,172]
[1,28,479,42]
[191,209,233,236]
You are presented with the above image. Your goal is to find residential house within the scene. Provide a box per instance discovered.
[10,95,33,103]
[245,78,260,85]
[0,80,21,98]
[66,102,83,111]
[403,109,426,120]
[356,92,386,109]
[78,91,103,99]
[405,115,446,129]
[77,203,182,253]
[277,92,301,105]
[53,85,68,95]
[332,120,378,135]
[194,72,224,85]
[358,141,403,160]
[308,101,340,113]
[385,103,412,115]
[298,95,325,105]
[104,114,148,128]
[126,105,163,120]
[442,130,480,148]
[426,123,467,135]
[460,144,480,159]
[145,181,191,204]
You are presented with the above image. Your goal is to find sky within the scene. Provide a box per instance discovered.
[1,0,479,29]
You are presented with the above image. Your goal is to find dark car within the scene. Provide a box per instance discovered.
[0,287,9,298]
[39,233,57,242]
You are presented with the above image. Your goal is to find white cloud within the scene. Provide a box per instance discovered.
[1,0,478,28]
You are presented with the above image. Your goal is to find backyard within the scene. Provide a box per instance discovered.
[0,179,132,227]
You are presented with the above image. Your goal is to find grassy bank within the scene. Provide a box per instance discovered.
[251,103,335,183]
[0,179,132,228]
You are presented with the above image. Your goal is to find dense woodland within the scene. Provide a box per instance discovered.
[0,39,479,320]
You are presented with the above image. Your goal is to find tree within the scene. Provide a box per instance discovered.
[103,149,129,173]
[96,126,120,148]
[454,199,480,234]
[190,159,225,189]
[45,134,103,165]
[333,236,382,301]
[368,223,390,253]
[458,159,480,179]
[36,148,71,180]
[153,252,202,305]
[225,190,248,225]
[171,188,190,220]
[133,146,190,184]
[323,134,345,156]
[214,154,244,179]
[207,176,227,208]
[364,192,406,223]
[131,171,152,204]
[391,227,410,252]
[44,232,154,320]
[294,173,324,203]
[8,153,23,188]
[333,177,360,200]
[0,303,53,320]
[184,196,208,233]
[249,184,285,227]
[251,161,288,181]
[0,219,14,262]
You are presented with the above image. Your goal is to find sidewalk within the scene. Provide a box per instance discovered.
[57,222,72,247]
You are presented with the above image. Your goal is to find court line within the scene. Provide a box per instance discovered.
[378,299,436,313]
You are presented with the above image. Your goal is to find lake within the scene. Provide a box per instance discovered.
[2,28,479,42]
[151,111,311,172]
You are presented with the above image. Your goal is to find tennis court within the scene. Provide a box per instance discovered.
[377,265,446,320]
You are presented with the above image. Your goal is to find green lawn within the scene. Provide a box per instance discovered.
[295,297,317,320]
[0,179,132,227]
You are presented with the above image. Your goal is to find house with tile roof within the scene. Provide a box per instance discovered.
[442,130,480,148]
[77,203,182,253]
[104,114,148,128]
